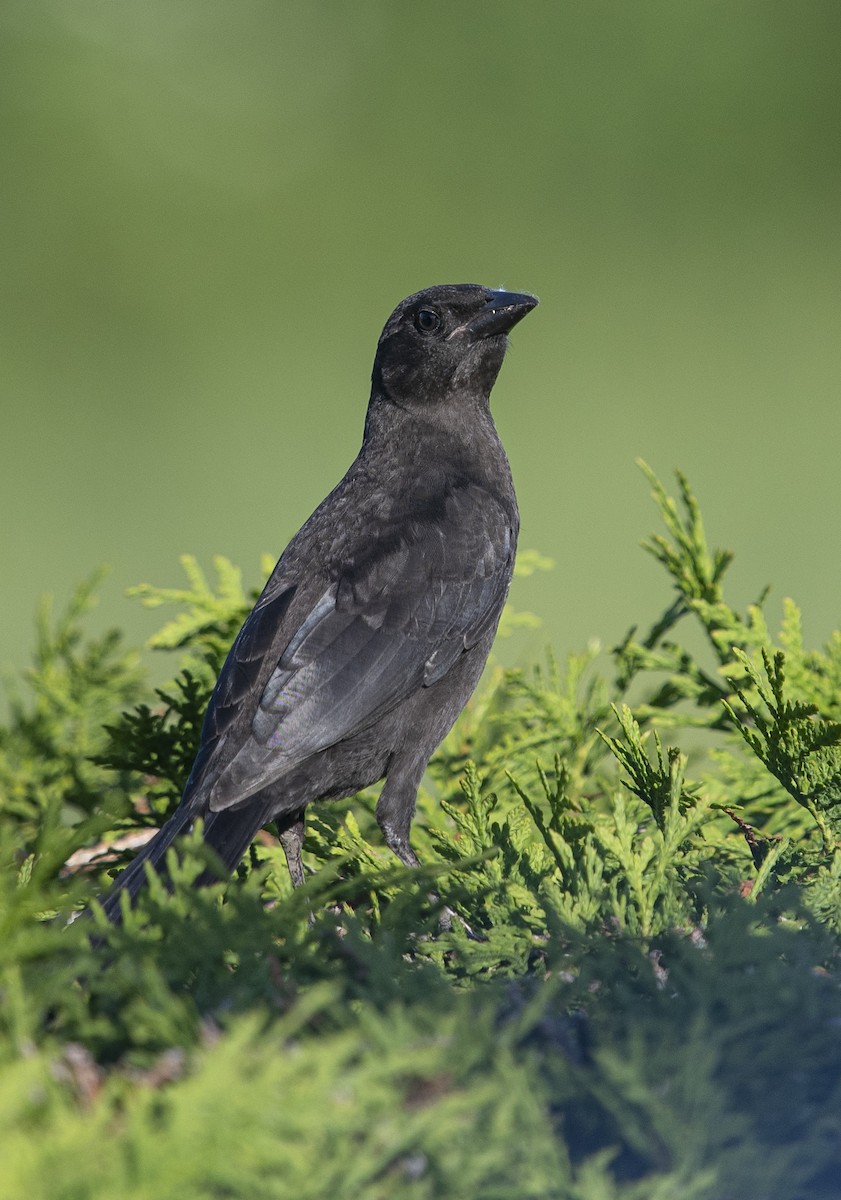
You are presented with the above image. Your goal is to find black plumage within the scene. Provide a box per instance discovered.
[100,283,537,921]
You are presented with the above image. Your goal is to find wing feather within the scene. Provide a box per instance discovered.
[208,485,515,810]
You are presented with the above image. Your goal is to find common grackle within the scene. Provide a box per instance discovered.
[100,284,537,920]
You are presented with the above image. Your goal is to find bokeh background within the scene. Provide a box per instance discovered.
[2,1,840,688]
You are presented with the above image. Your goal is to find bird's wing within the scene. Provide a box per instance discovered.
[179,575,297,801]
[207,485,515,810]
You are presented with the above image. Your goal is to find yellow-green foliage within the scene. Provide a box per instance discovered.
[1,469,841,1200]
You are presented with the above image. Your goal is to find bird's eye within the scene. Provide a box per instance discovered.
[414,308,442,334]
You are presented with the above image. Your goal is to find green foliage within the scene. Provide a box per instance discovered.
[128,553,257,659]
[1,470,841,1199]
[0,572,144,869]
[724,648,841,848]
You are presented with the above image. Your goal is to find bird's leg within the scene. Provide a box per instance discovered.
[376,771,421,868]
[275,809,321,927]
[275,810,307,889]
[376,772,481,940]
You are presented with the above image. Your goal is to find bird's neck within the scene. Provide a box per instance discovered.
[364,389,496,447]
[360,392,514,503]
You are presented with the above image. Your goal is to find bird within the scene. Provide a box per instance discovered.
[99,283,538,922]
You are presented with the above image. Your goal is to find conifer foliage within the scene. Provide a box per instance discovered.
[1,469,840,1199]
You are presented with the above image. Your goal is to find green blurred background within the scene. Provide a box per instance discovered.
[2,1,839,687]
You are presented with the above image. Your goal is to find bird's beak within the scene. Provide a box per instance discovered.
[459,289,539,341]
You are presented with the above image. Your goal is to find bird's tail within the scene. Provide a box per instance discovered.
[96,801,273,924]
[97,805,198,923]
[196,803,274,882]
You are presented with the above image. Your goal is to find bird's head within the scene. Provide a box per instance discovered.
[372,284,538,407]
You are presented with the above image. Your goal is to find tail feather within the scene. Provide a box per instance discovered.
[96,802,273,924]
[97,806,197,923]
[199,803,274,878]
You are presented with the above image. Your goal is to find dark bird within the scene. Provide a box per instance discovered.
[100,283,538,921]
